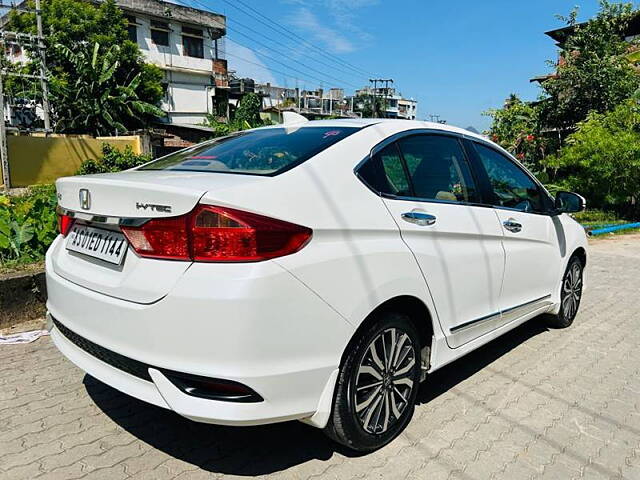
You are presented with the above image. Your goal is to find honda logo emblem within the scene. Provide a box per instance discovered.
[79,189,91,210]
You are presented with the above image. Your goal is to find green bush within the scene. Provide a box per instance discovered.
[572,209,622,225]
[544,96,640,217]
[201,93,267,138]
[0,185,58,268]
[77,143,151,175]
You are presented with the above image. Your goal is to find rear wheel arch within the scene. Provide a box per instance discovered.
[341,295,434,370]
[572,247,587,267]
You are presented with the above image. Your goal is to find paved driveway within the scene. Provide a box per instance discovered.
[1,236,640,480]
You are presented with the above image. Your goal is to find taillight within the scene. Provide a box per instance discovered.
[122,216,189,260]
[121,205,312,262]
[57,214,75,236]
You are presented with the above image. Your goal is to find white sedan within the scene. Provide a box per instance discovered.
[47,118,587,451]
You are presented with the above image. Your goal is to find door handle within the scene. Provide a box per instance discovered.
[503,219,522,233]
[401,212,436,226]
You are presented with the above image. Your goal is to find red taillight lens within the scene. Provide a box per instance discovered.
[190,206,312,262]
[57,214,75,236]
[121,205,312,262]
[122,216,190,260]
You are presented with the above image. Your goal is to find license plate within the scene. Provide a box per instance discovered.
[66,224,128,265]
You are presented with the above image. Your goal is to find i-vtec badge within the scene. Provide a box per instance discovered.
[136,202,172,213]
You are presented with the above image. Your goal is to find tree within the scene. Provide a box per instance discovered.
[51,43,164,135]
[354,95,383,118]
[201,92,265,137]
[544,96,640,214]
[233,92,262,128]
[7,0,164,133]
[484,94,555,173]
[539,1,640,133]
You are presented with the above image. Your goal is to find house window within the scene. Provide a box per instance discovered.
[125,15,137,43]
[151,20,170,46]
[182,26,204,58]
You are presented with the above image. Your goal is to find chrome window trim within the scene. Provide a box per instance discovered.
[449,294,552,333]
[56,206,150,227]
[354,129,559,216]
[355,128,488,209]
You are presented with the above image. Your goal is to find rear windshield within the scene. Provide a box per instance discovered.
[139,126,360,175]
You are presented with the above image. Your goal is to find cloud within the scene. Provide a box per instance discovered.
[289,8,356,53]
[224,39,276,84]
[324,0,378,36]
[285,0,378,53]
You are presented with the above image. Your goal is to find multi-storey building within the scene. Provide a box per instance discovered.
[118,0,228,125]
[2,0,229,126]
[352,86,418,120]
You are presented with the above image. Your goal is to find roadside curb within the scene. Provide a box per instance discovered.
[0,270,47,329]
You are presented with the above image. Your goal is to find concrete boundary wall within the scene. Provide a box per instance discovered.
[1,134,142,188]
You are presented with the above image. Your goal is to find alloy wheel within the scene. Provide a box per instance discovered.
[353,327,417,435]
[562,262,582,320]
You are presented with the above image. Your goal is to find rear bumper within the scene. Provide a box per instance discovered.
[46,250,353,426]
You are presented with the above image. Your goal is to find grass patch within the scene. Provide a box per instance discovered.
[572,209,621,225]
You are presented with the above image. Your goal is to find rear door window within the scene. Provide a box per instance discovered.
[140,126,360,176]
[397,135,478,203]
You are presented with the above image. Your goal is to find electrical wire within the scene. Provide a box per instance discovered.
[214,0,377,78]
[172,0,363,90]
[226,35,360,89]
[176,0,375,79]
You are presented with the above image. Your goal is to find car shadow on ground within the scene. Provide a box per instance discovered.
[85,319,548,476]
[417,319,549,406]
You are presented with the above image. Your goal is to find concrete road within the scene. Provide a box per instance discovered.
[1,235,639,479]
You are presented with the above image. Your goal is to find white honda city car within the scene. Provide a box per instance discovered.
[46,119,587,451]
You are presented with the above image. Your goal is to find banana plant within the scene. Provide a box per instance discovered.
[51,42,164,135]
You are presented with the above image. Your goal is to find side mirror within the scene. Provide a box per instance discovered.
[555,191,586,213]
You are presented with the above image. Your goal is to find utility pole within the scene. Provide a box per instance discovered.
[428,114,447,124]
[0,73,9,191]
[0,1,51,190]
[35,0,50,131]
[368,79,378,118]
[369,78,393,118]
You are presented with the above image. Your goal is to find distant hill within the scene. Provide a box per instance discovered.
[465,126,480,134]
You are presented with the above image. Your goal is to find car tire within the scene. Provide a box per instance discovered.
[543,255,584,329]
[324,312,422,452]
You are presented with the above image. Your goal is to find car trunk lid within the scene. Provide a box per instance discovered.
[52,171,266,303]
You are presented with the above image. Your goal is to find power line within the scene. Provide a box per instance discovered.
[220,48,323,90]
[228,0,377,77]
[170,0,368,81]
[210,0,377,78]
[226,35,360,89]
[224,22,366,82]
[172,0,362,90]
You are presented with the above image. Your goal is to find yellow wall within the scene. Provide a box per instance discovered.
[2,134,141,187]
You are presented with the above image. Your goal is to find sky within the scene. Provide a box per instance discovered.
[204,0,607,131]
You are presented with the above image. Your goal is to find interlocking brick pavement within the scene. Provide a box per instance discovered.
[1,235,639,479]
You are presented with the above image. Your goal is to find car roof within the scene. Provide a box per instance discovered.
[259,118,488,142]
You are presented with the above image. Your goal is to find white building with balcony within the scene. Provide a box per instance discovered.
[116,0,228,125]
